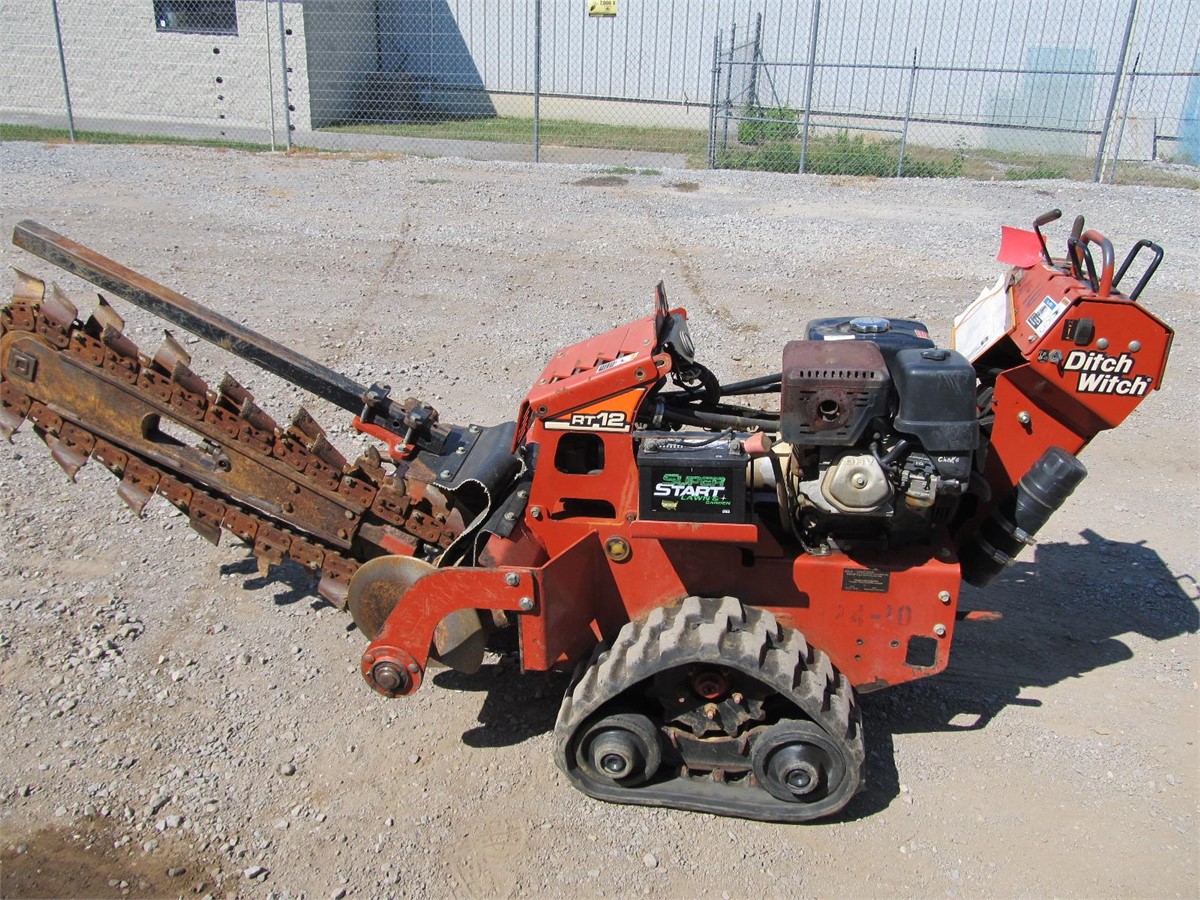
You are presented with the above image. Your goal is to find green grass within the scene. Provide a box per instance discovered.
[718,131,964,178]
[1003,165,1071,180]
[601,166,661,176]
[737,106,799,145]
[323,116,708,156]
[416,177,449,184]
[0,122,272,152]
[5,117,1195,189]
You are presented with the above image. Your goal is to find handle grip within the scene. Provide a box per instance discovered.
[1079,229,1114,297]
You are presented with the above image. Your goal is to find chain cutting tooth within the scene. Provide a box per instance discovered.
[10,268,46,304]
[289,407,347,470]
[100,322,140,370]
[151,330,191,373]
[116,472,156,516]
[37,283,78,348]
[44,282,77,324]
[0,383,31,440]
[85,295,125,337]
[47,421,95,481]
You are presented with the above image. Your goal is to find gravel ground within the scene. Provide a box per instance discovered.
[0,143,1196,899]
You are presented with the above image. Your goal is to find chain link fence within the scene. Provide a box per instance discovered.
[1,1,1197,182]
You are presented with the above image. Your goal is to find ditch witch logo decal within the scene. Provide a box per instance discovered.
[1062,350,1152,396]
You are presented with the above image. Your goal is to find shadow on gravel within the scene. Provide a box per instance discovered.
[433,661,570,748]
[845,528,1198,819]
[214,528,1195,820]
[219,556,324,607]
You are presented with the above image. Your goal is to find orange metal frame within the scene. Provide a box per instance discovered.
[362,247,1172,701]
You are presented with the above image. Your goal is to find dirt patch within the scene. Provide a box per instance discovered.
[1,823,207,899]
[573,175,628,187]
[670,181,700,192]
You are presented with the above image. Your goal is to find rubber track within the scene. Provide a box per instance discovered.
[553,596,866,822]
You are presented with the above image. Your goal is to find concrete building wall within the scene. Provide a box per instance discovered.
[0,1,66,123]
[0,0,312,135]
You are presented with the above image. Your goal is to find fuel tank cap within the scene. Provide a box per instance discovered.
[849,316,891,334]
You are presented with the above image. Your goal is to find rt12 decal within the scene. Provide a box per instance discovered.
[543,389,646,432]
[545,410,630,432]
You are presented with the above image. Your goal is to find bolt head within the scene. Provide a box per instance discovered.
[933,623,947,637]
[503,511,517,522]
[938,590,952,604]
[518,596,534,612]
[504,572,521,587]
[371,662,408,693]
[1017,411,1032,425]
[407,663,420,673]
[439,469,453,479]
[605,536,632,562]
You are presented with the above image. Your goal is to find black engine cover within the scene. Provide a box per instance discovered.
[890,347,979,456]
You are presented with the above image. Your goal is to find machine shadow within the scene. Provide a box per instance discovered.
[225,527,1195,820]
[843,528,1197,819]
[433,662,571,748]
[220,556,323,607]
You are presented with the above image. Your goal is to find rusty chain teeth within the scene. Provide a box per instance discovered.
[0,283,394,607]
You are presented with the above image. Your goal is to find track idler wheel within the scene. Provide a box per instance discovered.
[750,720,853,809]
[575,712,662,788]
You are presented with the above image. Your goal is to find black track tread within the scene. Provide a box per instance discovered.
[553,596,865,822]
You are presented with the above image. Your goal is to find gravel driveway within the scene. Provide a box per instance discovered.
[0,142,1196,898]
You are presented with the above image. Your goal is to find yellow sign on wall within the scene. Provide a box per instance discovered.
[588,0,617,17]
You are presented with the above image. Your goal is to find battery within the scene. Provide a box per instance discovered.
[636,434,750,523]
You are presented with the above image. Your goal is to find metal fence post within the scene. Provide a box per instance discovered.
[265,0,277,151]
[708,31,720,168]
[1108,52,1141,183]
[534,0,542,163]
[897,49,918,177]
[276,0,293,150]
[799,0,821,174]
[721,24,736,153]
[748,12,763,110]
[1093,0,1139,182]
[50,0,75,141]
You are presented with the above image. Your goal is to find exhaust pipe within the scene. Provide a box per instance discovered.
[960,447,1088,587]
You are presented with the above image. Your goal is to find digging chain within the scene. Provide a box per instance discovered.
[0,283,447,607]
